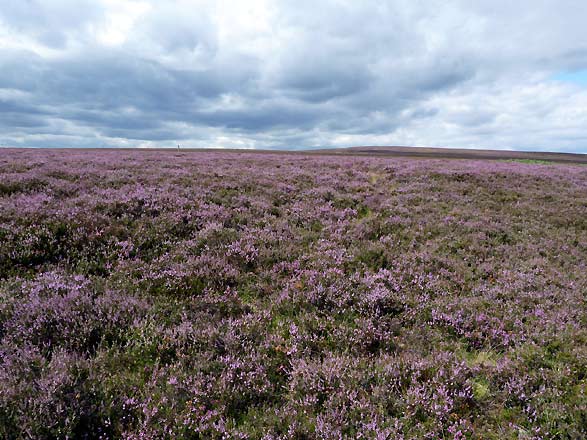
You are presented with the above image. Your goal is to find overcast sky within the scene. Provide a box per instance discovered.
[1,0,587,152]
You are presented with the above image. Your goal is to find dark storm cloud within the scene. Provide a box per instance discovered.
[1,0,587,151]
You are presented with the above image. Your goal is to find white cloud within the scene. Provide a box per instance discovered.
[95,1,151,47]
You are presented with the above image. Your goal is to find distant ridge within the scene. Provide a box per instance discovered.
[309,146,587,164]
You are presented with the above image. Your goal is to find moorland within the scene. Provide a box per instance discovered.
[1,148,586,438]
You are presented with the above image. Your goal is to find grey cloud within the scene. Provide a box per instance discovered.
[276,66,371,103]
[1,1,587,151]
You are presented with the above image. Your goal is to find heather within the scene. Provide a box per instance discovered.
[0,149,586,439]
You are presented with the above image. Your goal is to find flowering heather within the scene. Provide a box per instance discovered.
[1,149,586,439]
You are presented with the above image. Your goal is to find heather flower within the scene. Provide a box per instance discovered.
[1,149,586,438]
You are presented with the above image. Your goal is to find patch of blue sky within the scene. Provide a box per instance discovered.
[552,70,587,86]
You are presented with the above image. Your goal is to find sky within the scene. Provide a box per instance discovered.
[1,0,587,152]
